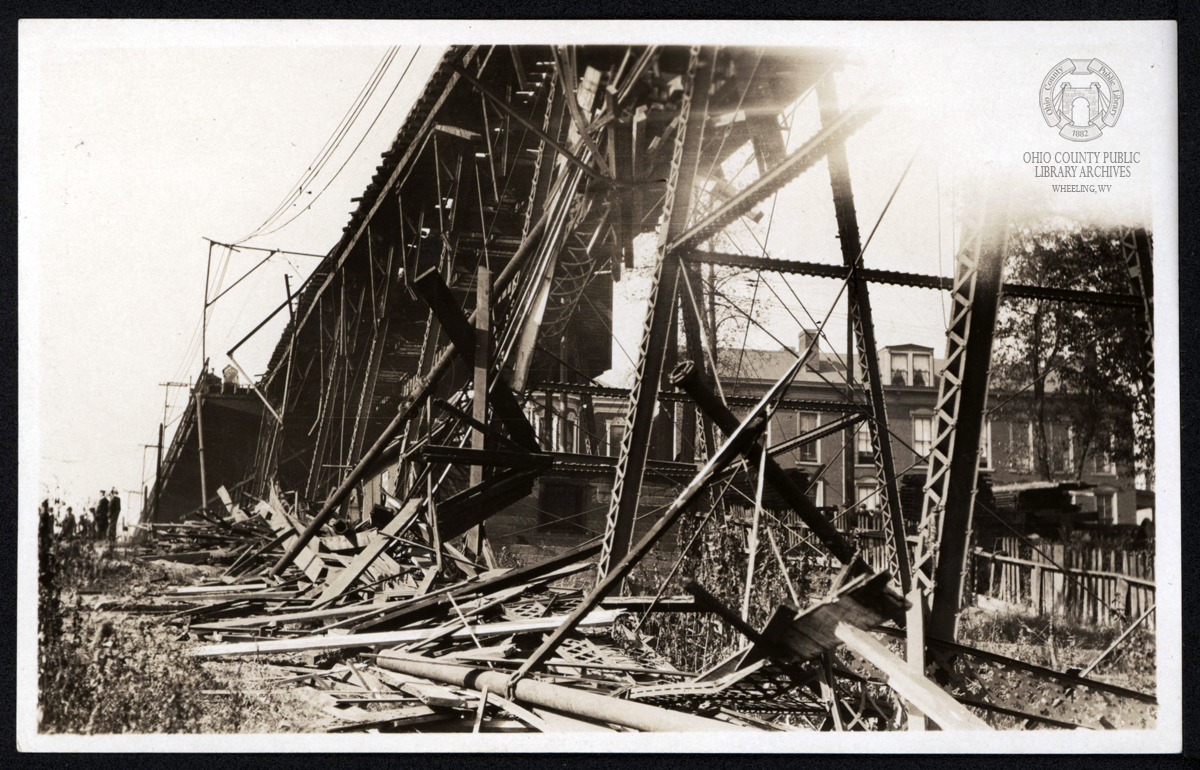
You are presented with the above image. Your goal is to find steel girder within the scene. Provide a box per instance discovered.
[816,76,912,596]
[1121,227,1154,403]
[597,46,714,579]
[683,251,1143,308]
[914,193,1011,641]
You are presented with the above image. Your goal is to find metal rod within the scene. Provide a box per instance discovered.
[1080,604,1156,677]
[670,360,861,569]
[375,653,744,732]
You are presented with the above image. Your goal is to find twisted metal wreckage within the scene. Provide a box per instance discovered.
[140,45,1157,732]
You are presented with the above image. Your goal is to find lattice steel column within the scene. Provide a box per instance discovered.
[816,75,911,596]
[597,46,713,580]
[1121,227,1154,404]
[914,193,1010,641]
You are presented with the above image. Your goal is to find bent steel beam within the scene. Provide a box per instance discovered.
[376,653,745,732]
[670,360,861,569]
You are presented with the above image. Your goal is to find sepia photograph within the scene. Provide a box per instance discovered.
[17,20,1180,751]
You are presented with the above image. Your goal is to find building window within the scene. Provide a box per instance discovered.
[1096,491,1117,525]
[856,425,874,465]
[524,404,543,445]
[1009,421,1033,473]
[890,352,909,386]
[912,354,932,387]
[797,412,820,463]
[805,480,824,508]
[979,420,992,469]
[856,481,879,511]
[565,410,579,454]
[912,416,933,462]
[538,481,588,534]
[606,418,626,456]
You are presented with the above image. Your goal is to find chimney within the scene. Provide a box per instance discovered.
[800,329,820,359]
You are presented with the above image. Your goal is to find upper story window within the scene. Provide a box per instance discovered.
[1093,435,1117,474]
[564,410,579,454]
[888,350,934,387]
[912,416,933,461]
[912,354,932,387]
[606,418,627,456]
[856,425,874,465]
[890,353,909,386]
[797,412,820,463]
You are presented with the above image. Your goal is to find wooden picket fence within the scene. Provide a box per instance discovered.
[972,536,1155,630]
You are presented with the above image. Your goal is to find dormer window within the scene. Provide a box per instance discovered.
[890,353,909,385]
[886,348,935,387]
[912,354,932,387]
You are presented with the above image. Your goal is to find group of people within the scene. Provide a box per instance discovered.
[56,489,122,542]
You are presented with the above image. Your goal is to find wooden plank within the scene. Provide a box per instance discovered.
[313,499,422,605]
[261,500,324,583]
[190,609,624,657]
[834,623,992,731]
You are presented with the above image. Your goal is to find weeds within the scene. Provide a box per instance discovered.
[36,515,310,734]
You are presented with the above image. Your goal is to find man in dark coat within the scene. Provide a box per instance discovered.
[94,492,110,543]
[108,489,121,540]
[61,507,76,539]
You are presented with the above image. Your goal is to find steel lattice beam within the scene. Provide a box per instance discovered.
[1121,227,1154,402]
[683,251,1142,308]
[817,76,911,596]
[598,46,714,579]
[915,193,1011,641]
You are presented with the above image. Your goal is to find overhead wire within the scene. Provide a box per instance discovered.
[253,47,423,241]
[236,46,400,243]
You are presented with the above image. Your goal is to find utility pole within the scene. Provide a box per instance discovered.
[155,382,188,524]
[195,359,211,515]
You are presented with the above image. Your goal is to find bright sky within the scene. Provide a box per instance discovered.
[21,21,1171,527]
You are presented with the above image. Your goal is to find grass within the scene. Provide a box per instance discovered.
[36,529,327,734]
[957,604,1156,691]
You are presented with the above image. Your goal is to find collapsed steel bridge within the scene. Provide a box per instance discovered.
[155,45,1156,730]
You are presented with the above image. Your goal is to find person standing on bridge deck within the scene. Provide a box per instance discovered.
[107,489,121,541]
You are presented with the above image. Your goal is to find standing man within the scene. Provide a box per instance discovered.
[61,507,76,540]
[94,492,110,545]
[108,489,121,541]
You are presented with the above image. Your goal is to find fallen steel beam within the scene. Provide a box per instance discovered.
[670,360,860,568]
[375,652,746,732]
[668,94,881,253]
[510,351,804,684]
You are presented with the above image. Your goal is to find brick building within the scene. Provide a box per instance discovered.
[485,330,1142,559]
